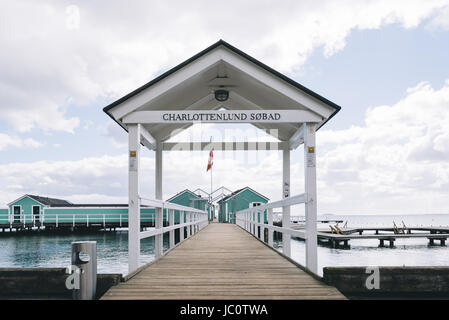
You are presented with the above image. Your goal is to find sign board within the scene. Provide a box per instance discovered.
[129,150,137,171]
[123,110,322,124]
[307,146,316,168]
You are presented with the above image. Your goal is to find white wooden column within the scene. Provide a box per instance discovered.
[155,142,163,258]
[128,124,141,273]
[169,209,174,248]
[304,123,318,274]
[282,147,291,257]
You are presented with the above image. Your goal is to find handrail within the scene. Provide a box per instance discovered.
[140,196,208,214]
[237,193,306,213]
[235,193,309,269]
[137,197,209,262]
[0,213,155,227]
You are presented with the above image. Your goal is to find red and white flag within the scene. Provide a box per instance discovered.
[206,148,214,172]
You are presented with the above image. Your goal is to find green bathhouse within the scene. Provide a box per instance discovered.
[0,190,214,230]
[217,187,269,223]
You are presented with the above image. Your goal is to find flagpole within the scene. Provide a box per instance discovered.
[210,137,213,220]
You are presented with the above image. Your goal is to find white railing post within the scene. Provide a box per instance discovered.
[169,209,174,248]
[252,211,256,235]
[268,208,273,246]
[186,212,191,238]
[304,123,318,274]
[56,215,58,228]
[155,207,163,258]
[86,214,89,227]
[73,215,75,227]
[282,208,291,258]
[103,214,106,228]
[180,211,185,242]
[260,210,265,242]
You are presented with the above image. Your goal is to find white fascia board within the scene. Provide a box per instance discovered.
[7,195,46,207]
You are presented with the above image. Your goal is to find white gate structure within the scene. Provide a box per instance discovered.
[103,40,341,275]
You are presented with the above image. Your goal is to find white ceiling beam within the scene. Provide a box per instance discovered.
[163,141,289,151]
[289,124,305,150]
[139,125,157,150]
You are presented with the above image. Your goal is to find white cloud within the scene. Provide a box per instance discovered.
[2,76,449,215]
[2,0,449,134]
[0,133,43,150]
[317,80,449,214]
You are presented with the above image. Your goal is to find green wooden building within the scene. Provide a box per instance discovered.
[167,189,214,223]
[0,189,214,230]
[217,187,269,223]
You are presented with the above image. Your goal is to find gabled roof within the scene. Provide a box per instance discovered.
[8,194,72,207]
[218,187,269,203]
[27,195,72,206]
[103,39,341,116]
[103,39,341,146]
[166,189,201,202]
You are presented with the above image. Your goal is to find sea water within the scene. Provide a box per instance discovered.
[0,214,448,276]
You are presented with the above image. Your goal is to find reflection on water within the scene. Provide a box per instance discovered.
[0,230,169,275]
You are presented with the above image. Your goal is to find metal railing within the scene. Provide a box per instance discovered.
[0,213,154,228]
[235,193,317,274]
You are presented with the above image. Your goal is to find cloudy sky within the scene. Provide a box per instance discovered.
[1,0,449,215]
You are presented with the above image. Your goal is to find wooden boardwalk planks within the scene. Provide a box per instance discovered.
[102,223,345,300]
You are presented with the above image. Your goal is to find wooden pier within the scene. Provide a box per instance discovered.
[289,225,449,249]
[102,223,345,300]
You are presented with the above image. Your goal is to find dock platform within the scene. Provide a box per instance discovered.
[289,225,449,249]
[102,223,345,300]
